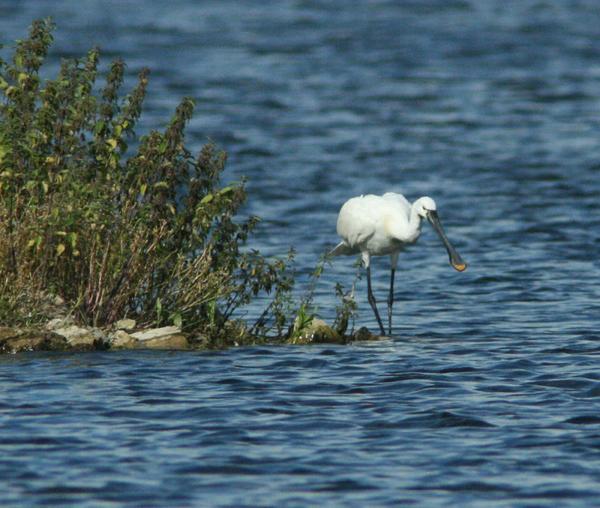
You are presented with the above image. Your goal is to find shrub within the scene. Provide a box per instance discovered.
[0,19,294,336]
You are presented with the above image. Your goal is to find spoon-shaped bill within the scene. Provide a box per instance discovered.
[427,211,467,272]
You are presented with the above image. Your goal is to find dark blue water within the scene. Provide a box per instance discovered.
[2,0,600,506]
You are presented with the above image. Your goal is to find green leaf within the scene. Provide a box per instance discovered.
[67,232,77,248]
[155,298,162,321]
[172,313,182,328]
[94,120,105,135]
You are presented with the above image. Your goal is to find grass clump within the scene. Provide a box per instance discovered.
[0,19,296,339]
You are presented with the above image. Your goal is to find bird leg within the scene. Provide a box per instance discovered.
[367,265,386,336]
[387,267,395,335]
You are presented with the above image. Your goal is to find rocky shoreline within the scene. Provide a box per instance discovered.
[0,317,382,355]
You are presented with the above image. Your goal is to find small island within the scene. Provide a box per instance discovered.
[0,19,378,354]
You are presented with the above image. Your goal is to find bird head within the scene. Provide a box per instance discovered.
[415,196,437,218]
[416,196,467,272]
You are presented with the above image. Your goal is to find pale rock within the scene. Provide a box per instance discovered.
[137,334,189,350]
[131,326,182,342]
[114,318,137,331]
[45,317,74,331]
[111,330,135,348]
[54,325,96,348]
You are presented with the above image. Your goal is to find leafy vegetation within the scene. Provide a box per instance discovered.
[0,19,361,346]
[0,19,287,337]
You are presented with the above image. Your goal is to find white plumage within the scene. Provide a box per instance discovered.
[330,193,466,335]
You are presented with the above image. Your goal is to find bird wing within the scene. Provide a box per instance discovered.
[382,192,412,221]
[336,195,378,250]
[382,192,411,218]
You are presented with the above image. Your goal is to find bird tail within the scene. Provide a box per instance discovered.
[328,241,357,257]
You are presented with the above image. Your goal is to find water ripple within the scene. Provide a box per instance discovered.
[2,0,600,506]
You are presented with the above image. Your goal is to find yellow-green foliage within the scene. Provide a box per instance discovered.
[0,19,293,335]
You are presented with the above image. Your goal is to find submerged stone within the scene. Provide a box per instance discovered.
[289,318,345,345]
[352,327,382,341]
[0,328,68,354]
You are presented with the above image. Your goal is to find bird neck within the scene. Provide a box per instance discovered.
[406,205,424,240]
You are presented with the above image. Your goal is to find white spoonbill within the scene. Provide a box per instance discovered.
[329,193,466,335]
